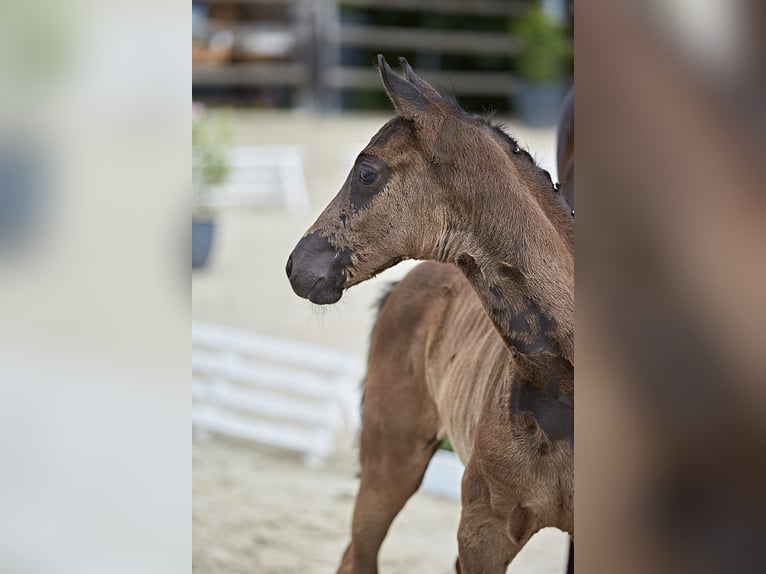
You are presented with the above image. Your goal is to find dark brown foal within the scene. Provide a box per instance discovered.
[338,262,572,574]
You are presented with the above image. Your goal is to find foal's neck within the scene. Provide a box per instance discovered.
[437,139,574,363]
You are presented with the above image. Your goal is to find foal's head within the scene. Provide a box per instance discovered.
[286,55,556,304]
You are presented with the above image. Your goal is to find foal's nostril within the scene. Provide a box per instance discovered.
[285,254,293,278]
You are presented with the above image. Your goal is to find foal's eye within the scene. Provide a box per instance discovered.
[359,166,377,184]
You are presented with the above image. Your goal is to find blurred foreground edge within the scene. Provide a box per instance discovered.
[577,1,766,574]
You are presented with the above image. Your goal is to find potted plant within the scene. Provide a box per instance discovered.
[192,103,230,269]
[510,2,570,127]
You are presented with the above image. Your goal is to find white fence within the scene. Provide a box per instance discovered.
[211,145,310,215]
[192,322,364,466]
[421,450,464,501]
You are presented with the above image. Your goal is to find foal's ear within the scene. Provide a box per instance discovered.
[398,57,443,101]
[377,54,430,120]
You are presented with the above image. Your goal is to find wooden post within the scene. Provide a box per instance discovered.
[294,0,315,110]
[315,0,342,113]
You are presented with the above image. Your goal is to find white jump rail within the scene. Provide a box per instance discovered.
[192,321,364,467]
[421,450,464,501]
[211,145,310,215]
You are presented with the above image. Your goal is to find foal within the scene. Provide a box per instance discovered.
[339,261,572,573]
[285,58,574,572]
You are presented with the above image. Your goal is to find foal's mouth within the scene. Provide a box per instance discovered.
[343,256,405,288]
[306,281,343,305]
[286,231,348,304]
[304,268,347,304]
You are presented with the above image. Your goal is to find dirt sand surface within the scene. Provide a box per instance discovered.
[193,438,569,574]
[192,111,568,572]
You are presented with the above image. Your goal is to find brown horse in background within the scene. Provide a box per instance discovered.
[557,85,574,574]
[557,86,574,213]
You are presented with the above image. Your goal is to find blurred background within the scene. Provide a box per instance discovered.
[191,1,573,572]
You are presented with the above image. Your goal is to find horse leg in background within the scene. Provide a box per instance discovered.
[337,356,441,574]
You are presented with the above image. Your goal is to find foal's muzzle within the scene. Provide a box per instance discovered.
[286,231,346,304]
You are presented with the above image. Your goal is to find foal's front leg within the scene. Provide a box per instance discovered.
[456,459,522,573]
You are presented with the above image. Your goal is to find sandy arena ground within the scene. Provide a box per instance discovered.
[193,438,569,574]
[192,111,569,572]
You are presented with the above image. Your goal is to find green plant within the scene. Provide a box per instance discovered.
[192,103,231,214]
[511,3,569,84]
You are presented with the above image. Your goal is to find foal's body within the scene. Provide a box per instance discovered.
[341,261,572,574]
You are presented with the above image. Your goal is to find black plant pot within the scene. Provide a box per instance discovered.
[192,216,216,269]
[514,81,565,127]
[0,143,45,251]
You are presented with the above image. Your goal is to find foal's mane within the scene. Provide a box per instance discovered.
[483,115,575,250]
[435,93,573,244]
